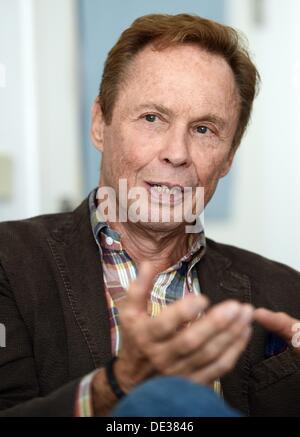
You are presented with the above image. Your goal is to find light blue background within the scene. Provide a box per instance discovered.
[78,0,233,220]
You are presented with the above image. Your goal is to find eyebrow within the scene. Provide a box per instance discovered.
[133,103,172,117]
[133,102,227,129]
[196,114,227,130]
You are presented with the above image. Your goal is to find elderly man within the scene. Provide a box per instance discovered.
[0,13,300,417]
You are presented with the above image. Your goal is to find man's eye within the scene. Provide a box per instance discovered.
[196,126,209,134]
[144,114,157,123]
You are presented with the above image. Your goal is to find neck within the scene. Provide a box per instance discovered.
[108,220,190,273]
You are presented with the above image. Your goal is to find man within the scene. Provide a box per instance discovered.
[0,13,300,417]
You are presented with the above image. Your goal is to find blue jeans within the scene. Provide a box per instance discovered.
[111,376,242,417]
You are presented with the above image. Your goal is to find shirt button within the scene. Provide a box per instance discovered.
[106,237,114,246]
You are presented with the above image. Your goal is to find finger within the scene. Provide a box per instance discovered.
[190,326,252,385]
[254,308,297,342]
[169,300,246,358]
[125,261,156,314]
[166,304,253,374]
[146,294,210,342]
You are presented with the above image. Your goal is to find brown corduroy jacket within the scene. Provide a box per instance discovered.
[0,197,300,417]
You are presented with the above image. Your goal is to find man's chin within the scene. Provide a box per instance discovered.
[132,219,186,233]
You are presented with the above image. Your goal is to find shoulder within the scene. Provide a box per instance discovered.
[207,237,300,278]
[0,198,89,261]
[0,212,71,254]
[206,238,300,314]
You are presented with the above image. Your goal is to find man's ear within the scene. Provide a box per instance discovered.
[219,146,237,178]
[91,97,105,152]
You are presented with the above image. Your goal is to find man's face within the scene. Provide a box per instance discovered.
[92,43,240,230]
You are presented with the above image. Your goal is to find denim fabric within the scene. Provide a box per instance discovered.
[111,376,242,417]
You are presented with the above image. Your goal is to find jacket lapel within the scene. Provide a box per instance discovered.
[47,199,112,378]
[197,240,252,415]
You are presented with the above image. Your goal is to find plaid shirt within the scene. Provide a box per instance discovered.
[75,189,220,416]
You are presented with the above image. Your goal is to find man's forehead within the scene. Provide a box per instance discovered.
[122,43,239,104]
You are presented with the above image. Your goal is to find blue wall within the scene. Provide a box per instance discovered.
[78,0,232,220]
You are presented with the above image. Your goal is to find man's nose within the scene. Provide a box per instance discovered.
[159,125,191,168]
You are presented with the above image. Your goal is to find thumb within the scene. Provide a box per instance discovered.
[125,261,156,314]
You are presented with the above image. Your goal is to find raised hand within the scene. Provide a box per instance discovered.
[114,262,254,392]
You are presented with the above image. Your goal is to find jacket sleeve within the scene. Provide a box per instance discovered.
[0,380,81,417]
[0,261,80,417]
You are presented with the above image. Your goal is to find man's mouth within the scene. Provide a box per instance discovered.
[144,181,189,206]
[145,181,184,195]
